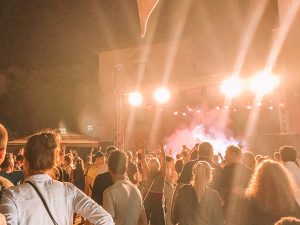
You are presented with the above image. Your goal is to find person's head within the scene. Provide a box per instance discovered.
[24,131,61,175]
[106,146,118,158]
[192,161,211,202]
[75,157,84,173]
[275,217,300,225]
[0,124,8,165]
[108,150,127,175]
[181,150,189,162]
[280,146,297,163]
[0,153,14,172]
[190,150,198,160]
[93,151,106,165]
[246,160,298,215]
[148,157,160,175]
[15,154,24,168]
[175,159,184,175]
[242,151,257,171]
[197,142,214,162]
[225,145,242,165]
[166,156,174,168]
[274,151,281,162]
[126,151,133,161]
[212,155,219,165]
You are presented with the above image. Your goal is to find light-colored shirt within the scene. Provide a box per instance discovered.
[0,174,113,225]
[284,161,300,205]
[103,179,143,225]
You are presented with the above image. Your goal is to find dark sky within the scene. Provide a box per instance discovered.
[0,0,279,138]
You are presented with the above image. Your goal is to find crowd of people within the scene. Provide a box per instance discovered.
[1,123,300,225]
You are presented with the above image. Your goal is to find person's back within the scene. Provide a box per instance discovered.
[172,162,223,225]
[103,179,143,225]
[1,174,111,225]
[280,146,300,205]
[172,185,223,225]
[0,130,113,225]
[102,150,145,225]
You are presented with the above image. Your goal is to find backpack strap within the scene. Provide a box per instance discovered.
[25,181,58,225]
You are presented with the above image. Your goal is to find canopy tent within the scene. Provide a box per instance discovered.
[8,131,99,148]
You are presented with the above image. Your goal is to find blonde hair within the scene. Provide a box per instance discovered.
[246,160,298,215]
[148,157,160,175]
[192,161,211,202]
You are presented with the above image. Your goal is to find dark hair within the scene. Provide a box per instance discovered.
[16,154,24,162]
[198,142,213,159]
[280,146,297,162]
[190,150,198,160]
[24,131,60,171]
[165,156,173,162]
[0,123,8,149]
[0,153,13,169]
[108,150,127,174]
[106,146,118,157]
[65,154,72,164]
[175,159,184,174]
[275,217,300,225]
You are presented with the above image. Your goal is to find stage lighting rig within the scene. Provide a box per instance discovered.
[128,92,143,106]
[154,87,170,104]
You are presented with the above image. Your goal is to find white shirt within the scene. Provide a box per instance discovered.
[284,161,300,205]
[0,174,114,225]
[103,179,143,225]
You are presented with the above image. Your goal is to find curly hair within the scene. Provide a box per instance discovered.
[246,160,298,215]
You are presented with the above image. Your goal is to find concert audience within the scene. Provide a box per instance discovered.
[236,160,300,225]
[103,150,146,225]
[91,146,116,206]
[280,146,300,205]
[0,153,24,185]
[172,161,223,225]
[126,151,139,185]
[242,151,257,171]
[218,145,252,224]
[1,123,300,225]
[140,142,166,225]
[0,130,113,225]
[85,151,108,196]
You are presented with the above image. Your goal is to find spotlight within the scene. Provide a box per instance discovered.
[182,112,187,116]
[128,92,143,106]
[196,110,201,113]
[246,105,252,110]
[221,77,243,98]
[250,72,280,95]
[154,87,170,104]
[173,111,178,116]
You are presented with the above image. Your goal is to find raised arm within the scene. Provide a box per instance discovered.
[158,141,166,178]
[140,142,149,179]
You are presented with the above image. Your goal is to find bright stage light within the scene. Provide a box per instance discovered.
[154,87,170,104]
[128,92,143,106]
[221,77,243,98]
[250,72,280,95]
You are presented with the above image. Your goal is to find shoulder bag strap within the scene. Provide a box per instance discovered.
[142,175,157,203]
[25,181,58,225]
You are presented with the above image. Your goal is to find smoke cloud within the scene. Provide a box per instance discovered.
[165,106,242,158]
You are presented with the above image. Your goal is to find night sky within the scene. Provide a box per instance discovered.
[0,0,279,139]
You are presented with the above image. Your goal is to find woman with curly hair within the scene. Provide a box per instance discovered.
[236,160,300,225]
